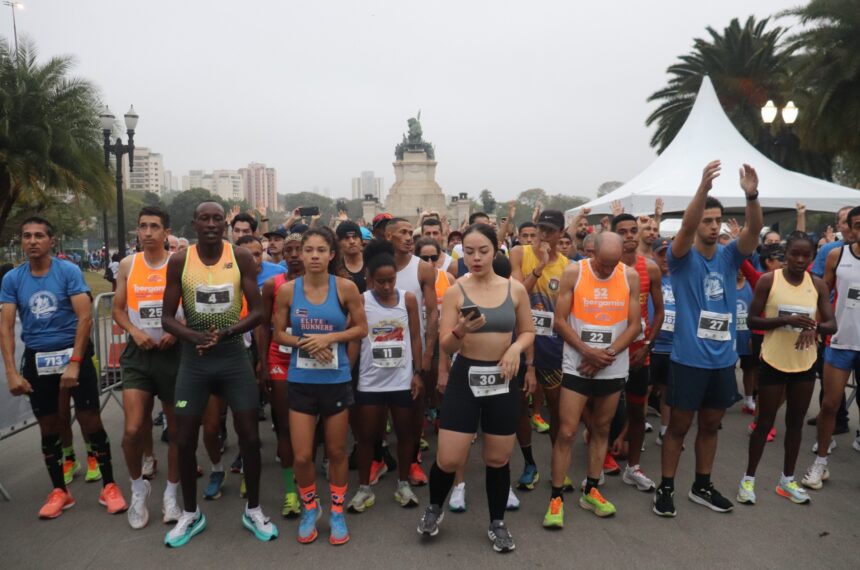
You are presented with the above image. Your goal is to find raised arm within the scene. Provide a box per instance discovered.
[796,202,806,233]
[672,160,721,259]
[736,164,763,256]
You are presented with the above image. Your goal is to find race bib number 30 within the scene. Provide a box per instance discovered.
[371,340,405,368]
[296,345,339,370]
[468,365,509,398]
[531,310,554,337]
[35,348,73,376]
[194,284,234,314]
[138,300,163,329]
[697,311,731,341]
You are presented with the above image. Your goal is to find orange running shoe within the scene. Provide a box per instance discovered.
[39,488,75,519]
[409,462,428,486]
[99,483,128,514]
[369,460,388,486]
[603,453,621,475]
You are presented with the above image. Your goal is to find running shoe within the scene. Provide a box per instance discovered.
[394,481,419,508]
[408,463,428,486]
[737,479,756,504]
[153,411,165,426]
[579,487,616,517]
[531,413,550,433]
[242,508,279,541]
[369,460,388,486]
[801,462,829,490]
[853,430,860,453]
[741,404,756,415]
[506,487,520,510]
[162,494,182,524]
[622,466,655,492]
[99,483,128,514]
[85,456,102,482]
[127,480,151,529]
[653,486,676,517]
[603,453,621,475]
[38,488,75,519]
[656,431,664,446]
[688,484,733,513]
[542,497,564,528]
[419,437,430,452]
[329,511,349,545]
[417,505,444,536]
[562,475,575,492]
[811,440,836,454]
[348,487,376,513]
[516,464,540,490]
[63,459,80,486]
[239,476,247,498]
[776,479,810,504]
[142,456,157,480]
[488,520,515,553]
[203,471,225,500]
[230,455,243,473]
[645,421,654,433]
[281,492,301,518]
[164,510,206,548]
[448,482,466,512]
[297,502,321,544]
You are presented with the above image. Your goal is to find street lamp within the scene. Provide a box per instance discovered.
[2,1,23,58]
[760,99,800,169]
[100,104,138,258]
[761,100,778,124]
[781,101,798,125]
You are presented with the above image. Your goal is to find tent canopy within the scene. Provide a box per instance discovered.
[568,77,859,217]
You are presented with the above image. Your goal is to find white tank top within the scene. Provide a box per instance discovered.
[396,255,425,348]
[359,290,413,392]
[831,245,860,350]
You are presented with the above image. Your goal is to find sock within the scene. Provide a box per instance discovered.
[520,445,535,466]
[330,483,347,514]
[694,472,710,490]
[744,396,755,408]
[742,474,755,483]
[485,463,510,522]
[131,477,147,495]
[429,462,456,507]
[628,463,640,472]
[87,429,114,485]
[659,425,668,436]
[63,446,76,462]
[373,440,383,463]
[551,486,564,501]
[359,484,372,493]
[282,467,296,494]
[584,477,600,494]
[164,480,179,499]
[299,483,317,509]
[780,472,794,483]
[659,477,674,491]
[814,455,828,466]
[42,435,66,490]
[245,503,262,516]
[211,463,224,473]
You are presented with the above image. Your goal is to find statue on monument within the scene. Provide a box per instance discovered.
[395,112,435,160]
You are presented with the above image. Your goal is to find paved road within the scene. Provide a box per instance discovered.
[0,384,857,570]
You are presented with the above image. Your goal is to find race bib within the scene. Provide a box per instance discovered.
[845,284,860,309]
[532,310,554,336]
[468,365,509,398]
[138,300,163,329]
[35,348,73,376]
[580,326,613,348]
[736,311,748,332]
[697,310,731,341]
[371,340,405,368]
[778,304,816,332]
[194,284,234,314]
[662,310,675,332]
[296,344,339,370]
[278,327,293,354]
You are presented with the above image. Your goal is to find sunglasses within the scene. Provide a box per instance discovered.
[420,254,440,262]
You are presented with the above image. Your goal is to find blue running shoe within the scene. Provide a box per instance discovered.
[203,471,225,500]
[164,510,206,548]
[297,502,321,544]
[329,511,350,545]
[517,464,540,491]
[242,508,279,541]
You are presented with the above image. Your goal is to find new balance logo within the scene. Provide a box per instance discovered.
[175,400,188,408]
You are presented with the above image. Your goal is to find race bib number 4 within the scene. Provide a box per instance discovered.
[531,310,554,337]
[697,311,731,341]
[845,284,860,309]
[35,348,73,376]
[662,310,675,332]
[468,365,509,398]
[371,340,405,368]
[296,345,339,370]
[580,326,613,348]
[138,300,163,329]
[194,284,234,314]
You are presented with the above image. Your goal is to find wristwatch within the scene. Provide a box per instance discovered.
[746,191,759,201]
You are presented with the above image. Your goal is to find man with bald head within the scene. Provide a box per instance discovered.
[167,235,180,253]
[541,232,642,528]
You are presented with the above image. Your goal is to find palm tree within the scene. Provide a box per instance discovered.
[0,38,112,240]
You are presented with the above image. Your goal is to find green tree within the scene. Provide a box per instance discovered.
[0,38,112,236]
[479,189,497,214]
[517,188,547,208]
[597,181,624,197]
[166,188,225,238]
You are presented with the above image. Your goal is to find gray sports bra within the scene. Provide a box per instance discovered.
[458,281,516,334]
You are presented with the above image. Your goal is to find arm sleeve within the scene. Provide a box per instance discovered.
[740,260,761,289]
[667,245,689,273]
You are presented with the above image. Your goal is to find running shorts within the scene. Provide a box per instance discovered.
[174,341,257,416]
[22,343,99,418]
[439,355,520,436]
[121,339,180,403]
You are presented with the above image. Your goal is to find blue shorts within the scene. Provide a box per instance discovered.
[667,361,741,412]
[823,346,860,372]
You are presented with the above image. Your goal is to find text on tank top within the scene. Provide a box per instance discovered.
[181,243,243,343]
[359,289,413,391]
[287,275,350,383]
[762,270,818,372]
[127,252,176,342]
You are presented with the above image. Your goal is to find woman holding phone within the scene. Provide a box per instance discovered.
[417,224,535,554]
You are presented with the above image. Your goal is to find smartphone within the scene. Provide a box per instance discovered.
[298,206,320,217]
[460,305,481,321]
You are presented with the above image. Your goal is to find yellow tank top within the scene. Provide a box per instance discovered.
[761,270,818,373]
[521,245,569,309]
[181,243,243,341]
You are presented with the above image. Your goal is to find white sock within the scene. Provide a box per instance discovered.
[211,463,224,473]
[744,396,755,408]
[628,464,639,472]
[131,477,147,495]
[183,509,198,519]
[780,473,794,483]
[245,503,261,516]
[454,482,465,490]
[742,475,754,483]
[659,426,668,436]
[164,480,179,499]
[814,456,828,466]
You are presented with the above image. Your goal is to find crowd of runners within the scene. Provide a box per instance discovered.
[2,160,859,553]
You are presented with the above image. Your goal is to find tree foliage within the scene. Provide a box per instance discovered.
[597,181,624,197]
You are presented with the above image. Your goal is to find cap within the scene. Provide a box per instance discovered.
[652,237,671,253]
[536,209,565,231]
[360,227,373,241]
[448,230,463,241]
[263,227,287,239]
[372,212,393,229]
[336,220,362,240]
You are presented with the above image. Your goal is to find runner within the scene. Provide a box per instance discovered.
[543,232,641,528]
[1,217,127,519]
[420,217,454,272]
[509,210,573,491]
[272,227,367,545]
[611,214,663,490]
[230,213,257,241]
[112,207,182,528]
[654,161,763,517]
[738,232,835,504]
[337,221,366,294]
[517,222,537,247]
[348,239,423,512]
[804,206,860,489]
[649,238,674,446]
[417,224,535,553]
[160,201,277,547]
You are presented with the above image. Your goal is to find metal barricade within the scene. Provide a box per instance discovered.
[92,292,125,410]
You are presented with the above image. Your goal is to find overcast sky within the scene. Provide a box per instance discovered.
[12,0,803,201]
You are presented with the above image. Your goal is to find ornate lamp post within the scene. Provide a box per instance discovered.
[761,100,799,168]
[99,105,138,258]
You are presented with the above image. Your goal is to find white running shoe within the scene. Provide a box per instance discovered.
[801,462,830,490]
[394,481,419,508]
[448,482,466,512]
[853,430,860,453]
[127,479,151,529]
[736,478,756,504]
[348,487,376,513]
[142,456,157,480]
[242,507,279,541]
[506,486,520,510]
[622,466,655,492]
[811,440,836,454]
[645,421,653,433]
[162,493,182,523]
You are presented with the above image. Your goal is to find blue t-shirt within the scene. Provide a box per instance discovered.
[735,280,753,356]
[0,258,90,351]
[811,240,842,278]
[667,241,747,369]
[650,274,674,354]
[258,261,286,289]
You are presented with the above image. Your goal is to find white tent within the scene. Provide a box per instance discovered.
[567,76,859,217]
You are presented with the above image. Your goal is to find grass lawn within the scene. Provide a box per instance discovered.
[83,269,113,297]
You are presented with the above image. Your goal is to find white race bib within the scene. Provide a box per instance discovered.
[845,284,860,309]
[736,311,748,332]
[138,300,163,329]
[278,327,293,354]
[662,310,675,332]
[697,310,731,341]
[35,348,73,376]
[468,365,509,398]
[194,284,234,314]
[580,326,613,348]
[778,304,816,332]
[371,340,405,368]
[296,344,339,370]
[531,310,554,337]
